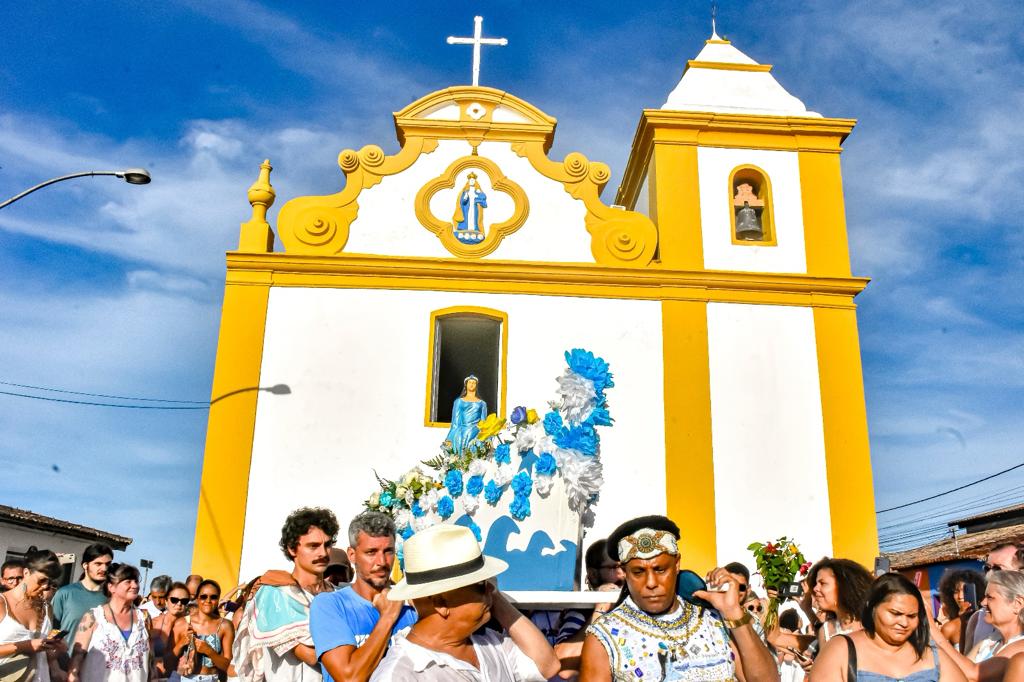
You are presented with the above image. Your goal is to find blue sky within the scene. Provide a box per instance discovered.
[2,1,1023,581]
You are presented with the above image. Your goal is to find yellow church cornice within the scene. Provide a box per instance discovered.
[685,60,773,73]
[616,109,857,209]
[222,251,868,309]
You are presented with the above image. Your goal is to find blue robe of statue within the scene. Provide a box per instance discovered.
[454,187,487,244]
[446,397,488,454]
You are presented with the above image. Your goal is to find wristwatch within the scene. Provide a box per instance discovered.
[722,611,753,629]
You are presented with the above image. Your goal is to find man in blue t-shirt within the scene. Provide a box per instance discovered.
[310,512,417,682]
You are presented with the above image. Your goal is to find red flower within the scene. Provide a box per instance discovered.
[765,543,776,554]
[799,561,812,575]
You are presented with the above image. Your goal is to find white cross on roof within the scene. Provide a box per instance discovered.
[446,16,507,87]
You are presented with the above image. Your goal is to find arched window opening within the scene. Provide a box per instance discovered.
[729,166,776,246]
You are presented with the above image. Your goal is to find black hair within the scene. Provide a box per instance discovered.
[724,562,750,582]
[196,579,221,597]
[167,581,190,595]
[1,559,25,574]
[104,563,140,597]
[82,543,114,565]
[938,569,986,620]
[607,515,680,562]
[280,507,340,561]
[779,608,801,632]
[806,558,873,622]
[24,549,62,582]
[585,540,609,571]
[862,573,930,659]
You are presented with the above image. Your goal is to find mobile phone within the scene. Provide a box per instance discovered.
[779,582,803,598]
[47,629,68,640]
[964,583,978,610]
[873,556,891,577]
[785,646,811,663]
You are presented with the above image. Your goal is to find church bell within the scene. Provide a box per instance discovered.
[735,202,763,241]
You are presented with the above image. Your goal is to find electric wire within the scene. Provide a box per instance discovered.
[0,389,208,410]
[876,461,1024,513]
[0,380,206,404]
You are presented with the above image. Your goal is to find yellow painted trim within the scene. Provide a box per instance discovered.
[511,141,658,267]
[276,137,439,256]
[394,86,557,152]
[813,307,878,567]
[191,281,271,589]
[238,160,276,253]
[423,306,509,428]
[223,252,869,309]
[705,39,731,45]
[650,145,705,269]
[686,60,773,72]
[617,111,856,208]
[728,164,778,247]
[414,156,530,258]
[662,300,716,572]
[799,151,853,278]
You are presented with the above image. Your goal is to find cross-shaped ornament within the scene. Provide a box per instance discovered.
[446,16,507,87]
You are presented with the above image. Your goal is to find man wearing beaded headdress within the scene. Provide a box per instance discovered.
[579,515,778,682]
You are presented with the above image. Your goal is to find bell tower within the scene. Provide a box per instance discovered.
[617,33,878,570]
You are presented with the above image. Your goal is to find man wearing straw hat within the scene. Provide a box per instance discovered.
[370,524,561,681]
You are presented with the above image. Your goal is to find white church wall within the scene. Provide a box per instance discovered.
[343,140,593,264]
[697,147,808,274]
[238,287,666,580]
[705,302,834,569]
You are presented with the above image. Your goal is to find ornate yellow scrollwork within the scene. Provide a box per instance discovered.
[276,138,439,255]
[511,141,657,267]
[414,156,529,258]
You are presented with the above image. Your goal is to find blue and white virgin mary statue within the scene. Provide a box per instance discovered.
[445,375,488,455]
[452,172,487,245]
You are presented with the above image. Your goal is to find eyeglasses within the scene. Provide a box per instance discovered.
[168,597,190,605]
[197,594,220,601]
[984,563,1002,572]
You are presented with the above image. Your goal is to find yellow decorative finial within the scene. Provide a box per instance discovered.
[239,159,276,252]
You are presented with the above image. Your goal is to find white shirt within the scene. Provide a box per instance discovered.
[141,601,163,619]
[369,629,545,682]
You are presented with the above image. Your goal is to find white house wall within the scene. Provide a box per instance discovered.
[343,140,593,263]
[705,302,833,568]
[239,288,666,579]
[697,147,808,274]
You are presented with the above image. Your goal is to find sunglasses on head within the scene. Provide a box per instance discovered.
[197,594,220,601]
[168,597,190,605]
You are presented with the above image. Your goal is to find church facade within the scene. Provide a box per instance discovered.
[192,33,877,588]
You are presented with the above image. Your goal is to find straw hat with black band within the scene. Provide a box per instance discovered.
[388,524,508,601]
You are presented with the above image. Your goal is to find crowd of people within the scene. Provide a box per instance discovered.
[1,512,1022,682]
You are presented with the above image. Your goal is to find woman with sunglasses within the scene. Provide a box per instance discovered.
[68,563,151,682]
[173,580,234,682]
[0,549,65,682]
[150,582,190,680]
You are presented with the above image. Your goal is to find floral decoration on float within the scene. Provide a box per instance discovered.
[364,349,614,546]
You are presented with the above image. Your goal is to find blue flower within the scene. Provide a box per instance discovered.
[535,453,558,476]
[411,500,425,518]
[543,411,563,436]
[444,469,464,498]
[510,406,528,425]
[554,423,599,456]
[587,406,613,427]
[400,526,414,540]
[437,495,455,520]
[510,471,533,497]
[467,474,484,496]
[484,480,503,505]
[495,442,511,464]
[565,349,615,392]
[379,491,394,508]
[510,494,531,521]
[468,520,482,542]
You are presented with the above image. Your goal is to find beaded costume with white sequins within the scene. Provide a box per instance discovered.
[586,596,735,682]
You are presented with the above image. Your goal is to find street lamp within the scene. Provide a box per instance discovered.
[0,168,152,210]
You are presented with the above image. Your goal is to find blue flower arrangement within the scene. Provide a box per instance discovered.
[510,471,533,498]
[467,474,484,496]
[510,494,531,521]
[444,469,464,498]
[411,500,425,518]
[535,453,558,476]
[437,495,455,520]
[510,406,528,424]
[494,442,511,464]
[379,491,393,508]
[484,480,503,505]
[543,411,563,436]
[554,422,599,457]
[565,348,614,395]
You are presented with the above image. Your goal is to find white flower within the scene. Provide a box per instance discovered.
[463,495,479,515]
[395,485,408,501]
[535,474,556,497]
[515,422,542,451]
[557,370,597,423]
[557,453,603,513]
[401,470,418,486]
[493,463,515,486]
[393,509,412,531]
[468,458,488,478]
[368,492,380,508]
[412,515,432,532]
[404,489,415,506]
[421,488,439,510]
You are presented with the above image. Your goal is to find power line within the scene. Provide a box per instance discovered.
[878,485,1024,532]
[0,389,208,410]
[0,380,206,404]
[876,462,1024,514]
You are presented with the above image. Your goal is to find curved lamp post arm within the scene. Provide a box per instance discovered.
[0,168,151,210]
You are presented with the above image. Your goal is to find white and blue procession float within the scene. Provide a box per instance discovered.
[363,348,613,594]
